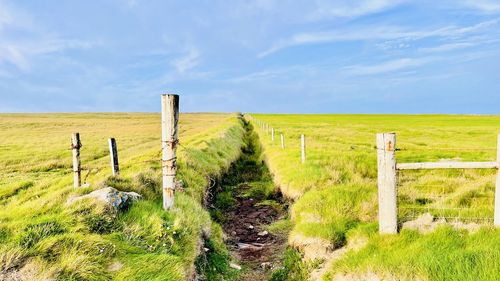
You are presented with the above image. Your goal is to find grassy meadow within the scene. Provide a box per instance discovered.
[251,114,500,280]
[0,113,245,280]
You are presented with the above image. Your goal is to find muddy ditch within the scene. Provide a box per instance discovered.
[207,119,289,280]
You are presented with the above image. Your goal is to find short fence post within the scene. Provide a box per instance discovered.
[161,94,179,210]
[495,134,500,226]
[301,134,306,163]
[71,133,82,188]
[272,128,275,141]
[281,134,285,149]
[376,133,398,234]
[108,138,119,176]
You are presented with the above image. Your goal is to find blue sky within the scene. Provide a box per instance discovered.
[0,0,499,113]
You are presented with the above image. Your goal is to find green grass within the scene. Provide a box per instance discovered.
[250,114,500,280]
[0,113,245,280]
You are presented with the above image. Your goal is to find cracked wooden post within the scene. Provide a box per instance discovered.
[495,134,500,226]
[108,138,119,176]
[161,94,179,210]
[377,133,398,234]
[301,134,306,163]
[272,128,275,141]
[281,134,285,149]
[71,133,81,188]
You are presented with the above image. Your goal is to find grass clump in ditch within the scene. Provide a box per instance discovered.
[270,248,310,281]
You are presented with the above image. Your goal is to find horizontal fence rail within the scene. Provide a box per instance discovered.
[377,132,500,234]
[397,162,500,170]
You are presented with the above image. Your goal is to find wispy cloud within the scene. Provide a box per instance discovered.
[0,1,96,71]
[419,42,475,53]
[343,57,433,76]
[258,19,500,57]
[307,0,406,20]
[171,48,200,74]
[0,38,96,71]
[461,0,500,13]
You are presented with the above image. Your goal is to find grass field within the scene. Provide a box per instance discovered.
[251,114,500,281]
[0,113,245,280]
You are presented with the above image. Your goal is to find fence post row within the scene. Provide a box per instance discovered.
[301,134,306,163]
[108,138,120,176]
[161,94,179,210]
[495,134,500,226]
[376,133,398,234]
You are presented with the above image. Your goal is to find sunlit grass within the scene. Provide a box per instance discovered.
[251,114,500,280]
[0,113,245,280]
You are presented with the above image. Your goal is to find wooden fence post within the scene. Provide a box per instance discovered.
[377,133,398,234]
[161,94,179,210]
[281,134,285,149]
[272,128,275,141]
[495,134,500,226]
[71,133,81,188]
[108,138,119,176]
[301,134,306,163]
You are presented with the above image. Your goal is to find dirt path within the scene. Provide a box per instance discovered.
[209,120,287,280]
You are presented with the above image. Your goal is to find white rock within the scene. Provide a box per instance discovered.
[229,263,241,270]
[257,231,268,236]
[68,187,142,211]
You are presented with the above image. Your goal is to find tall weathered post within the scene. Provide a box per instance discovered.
[301,134,306,163]
[281,134,285,149]
[108,138,120,176]
[161,94,179,210]
[495,134,500,226]
[71,133,82,188]
[376,133,398,234]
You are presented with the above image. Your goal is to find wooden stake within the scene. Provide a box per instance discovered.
[272,128,275,141]
[281,134,285,149]
[161,94,179,210]
[301,134,306,163]
[108,138,119,176]
[71,133,81,188]
[495,134,500,226]
[377,133,398,234]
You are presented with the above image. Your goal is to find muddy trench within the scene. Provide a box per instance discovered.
[208,119,289,280]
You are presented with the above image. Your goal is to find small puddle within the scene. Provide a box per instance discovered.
[209,119,288,280]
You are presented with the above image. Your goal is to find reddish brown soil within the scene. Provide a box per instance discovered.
[222,184,286,280]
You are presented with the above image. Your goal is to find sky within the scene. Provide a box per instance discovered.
[0,0,500,113]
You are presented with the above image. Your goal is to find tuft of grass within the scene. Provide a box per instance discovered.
[19,221,65,248]
[270,248,310,281]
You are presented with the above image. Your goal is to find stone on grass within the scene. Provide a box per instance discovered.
[68,187,142,211]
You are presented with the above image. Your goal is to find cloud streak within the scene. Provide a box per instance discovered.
[258,19,500,57]
[171,48,200,74]
[307,0,406,20]
[343,57,433,76]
